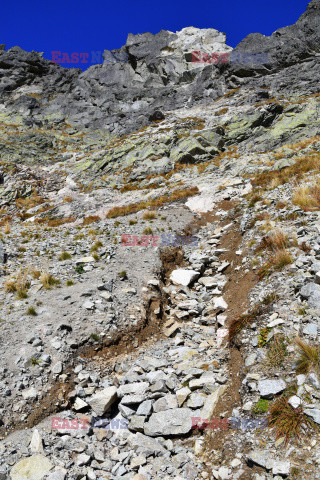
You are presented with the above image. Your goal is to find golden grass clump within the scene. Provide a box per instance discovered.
[58,251,72,261]
[142,211,156,220]
[4,269,30,298]
[106,186,199,218]
[295,337,320,375]
[82,215,100,225]
[252,151,320,190]
[266,334,288,368]
[40,271,60,289]
[256,230,290,253]
[293,183,320,211]
[34,217,76,227]
[258,249,293,279]
[3,221,10,234]
[15,194,45,210]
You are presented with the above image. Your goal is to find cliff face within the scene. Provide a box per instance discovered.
[0,0,319,135]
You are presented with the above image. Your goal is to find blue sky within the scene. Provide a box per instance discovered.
[2,0,310,69]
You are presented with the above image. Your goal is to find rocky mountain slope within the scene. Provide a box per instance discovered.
[0,0,319,134]
[0,1,320,479]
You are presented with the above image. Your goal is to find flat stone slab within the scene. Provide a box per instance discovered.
[246,450,273,470]
[300,282,320,309]
[185,195,215,213]
[213,297,228,310]
[88,386,117,416]
[127,432,166,455]
[201,385,227,420]
[144,408,193,436]
[198,277,218,288]
[258,379,286,399]
[170,269,200,287]
[117,382,149,398]
[304,405,320,424]
[10,455,53,480]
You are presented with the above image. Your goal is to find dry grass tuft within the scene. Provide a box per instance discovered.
[256,230,289,253]
[258,249,293,279]
[0,215,12,227]
[15,193,45,210]
[268,396,315,445]
[272,249,293,270]
[295,337,320,375]
[82,215,100,225]
[266,335,288,368]
[58,251,71,261]
[35,217,76,227]
[90,241,103,252]
[293,183,320,211]
[29,267,41,280]
[26,306,37,316]
[252,150,320,190]
[142,211,156,220]
[256,231,293,279]
[40,271,60,289]
[106,187,199,218]
[4,269,30,298]
[3,221,10,234]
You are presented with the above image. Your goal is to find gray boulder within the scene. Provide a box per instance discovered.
[144,408,193,436]
[300,282,320,309]
[258,379,286,399]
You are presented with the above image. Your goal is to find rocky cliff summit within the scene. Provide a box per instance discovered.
[0,0,319,134]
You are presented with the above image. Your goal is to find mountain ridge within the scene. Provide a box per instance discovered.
[0,0,319,135]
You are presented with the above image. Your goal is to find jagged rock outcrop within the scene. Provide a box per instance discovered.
[0,0,319,135]
[0,28,231,134]
[228,0,320,77]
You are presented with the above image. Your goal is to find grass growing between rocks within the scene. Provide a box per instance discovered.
[34,217,76,227]
[258,249,293,280]
[118,270,128,280]
[295,337,320,376]
[4,269,30,299]
[40,271,60,289]
[293,183,320,211]
[142,211,156,220]
[26,306,37,316]
[90,241,103,252]
[252,151,320,191]
[82,215,100,226]
[58,251,71,261]
[3,222,10,234]
[106,187,199,218]
[268,396,315,445]
[256,230,290,253]
[266,335,288,368]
